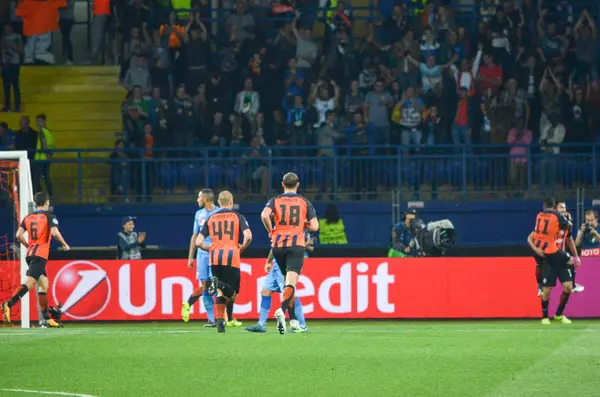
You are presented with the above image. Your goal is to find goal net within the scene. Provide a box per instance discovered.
[0,151,34,328]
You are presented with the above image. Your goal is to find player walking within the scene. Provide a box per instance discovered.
[261,172,319,335]
[182,189,220,327]
[556,202,584,293]
[244,231,313,333]
[1,192,70,327]
[527,197,580,325]
[195,191,252,332]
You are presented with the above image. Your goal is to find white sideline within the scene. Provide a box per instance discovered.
[0,388,98,397]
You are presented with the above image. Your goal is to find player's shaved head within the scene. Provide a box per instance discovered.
[282,172,300,190]
[218,191,234,207]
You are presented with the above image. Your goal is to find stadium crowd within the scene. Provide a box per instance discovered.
[1,0,600,199]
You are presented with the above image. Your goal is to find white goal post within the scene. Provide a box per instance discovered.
[2,151,34,328]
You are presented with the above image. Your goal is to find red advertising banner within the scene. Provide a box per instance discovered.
[13,257,600,321]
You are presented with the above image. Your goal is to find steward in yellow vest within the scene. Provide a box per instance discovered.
[319,205,348,245]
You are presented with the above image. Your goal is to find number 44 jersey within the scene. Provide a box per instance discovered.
[20,210,59,259]
[265,193,317,248]
[200,209,250,268]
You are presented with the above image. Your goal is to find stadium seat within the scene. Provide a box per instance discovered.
[158,164,178,193]
[180,164,202,192]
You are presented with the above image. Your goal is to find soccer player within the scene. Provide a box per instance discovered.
[1,192,70,327]
[244,231,313,333]
[556,202,584,293]
[527,197,580,325]
[182,189,220,327]
[261,172,319,335]
[195,191,252,332]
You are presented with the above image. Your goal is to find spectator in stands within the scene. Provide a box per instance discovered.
[539,113,564,194]
[206,112,227,153]
[364,79,394,146]
[183,13,209,96]
[33,114,54,198]
[397,87,425,154]
[575,210,600,249]
[452,87,473,152]
[316,110,341,157]
[507,118,531,193]
[124,56,151,94]
[566,76,591,144]
[225,1,255,46]
[574,10,597,81]
[171,84,194,149]
[235,77,260,126]
[1,24,22,112]
[0,122,15,150]
[109,139,130,199]
[310,79,340,128]
[15,116,37,159]
[293,16,317,78]
[287,95,307,146]
[117,216,146,260]
[17,0,62,64]
[58,0,75,65]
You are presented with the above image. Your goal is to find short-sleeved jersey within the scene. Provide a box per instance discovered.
[193,206,220,255]
[265,193,316,248]
[532,210,569,255]
[557,219,572,252]
[200,209,249,268]
[20,210,58,260]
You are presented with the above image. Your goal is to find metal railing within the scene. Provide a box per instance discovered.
[28,144,600,204]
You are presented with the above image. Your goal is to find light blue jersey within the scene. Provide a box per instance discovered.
[193,206,220,281]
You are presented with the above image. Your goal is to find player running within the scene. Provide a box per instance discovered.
[261,172,319,335]
[527,197,580,325]
[244,231,313,333]
[195,191,252,333]
[556,202,584,293]
[182,189,220,327]
[2,192,70,327]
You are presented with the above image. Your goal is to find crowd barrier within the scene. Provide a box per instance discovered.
[13,256,600,321]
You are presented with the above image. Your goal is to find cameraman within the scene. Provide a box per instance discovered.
[390,210,417,257]
[575,210,600,249]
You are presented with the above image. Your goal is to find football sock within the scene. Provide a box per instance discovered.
[187,286,203,306]
[202,291,215,323]
[8,284,28,308]
[555,292,571,317]
[258,295,271,326]
[535,267,542,289]
[38,292,50,320]
[226,301,234,321]
[281,285,295,315]
[571,266,576,286]
[294,297,306,328]
[541,299,550,319]
[215,296,226,320]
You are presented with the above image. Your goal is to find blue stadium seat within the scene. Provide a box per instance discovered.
[158,164,178,192]
[180,164,202,192]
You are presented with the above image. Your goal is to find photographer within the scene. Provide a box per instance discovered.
[117,216,146,260]
[575,210,600,249]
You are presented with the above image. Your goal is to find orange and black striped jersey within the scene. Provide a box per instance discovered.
[266,193,316,248]
[532,210,569,255]
[20,210,58,260]
[200,209,249,268]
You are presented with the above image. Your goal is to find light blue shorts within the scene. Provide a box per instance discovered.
[263,260,285,293]
[196,254,212,281]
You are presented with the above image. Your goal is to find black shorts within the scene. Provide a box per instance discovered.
[211,265,240,298]
[533,254,546,268]
[541,251,572,287]
[272,247,305,275]
[26,256,47,281]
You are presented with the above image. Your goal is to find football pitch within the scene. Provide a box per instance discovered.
[1,320,600,397]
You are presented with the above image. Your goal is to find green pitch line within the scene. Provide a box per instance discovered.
[1,321,599,397]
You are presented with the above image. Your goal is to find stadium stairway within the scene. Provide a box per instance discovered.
[0,66,124,203]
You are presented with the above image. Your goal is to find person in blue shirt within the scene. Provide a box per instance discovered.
[0,123,15,150]
[182,189,243,327]
[575,210,600,249]
[245,231,313,333]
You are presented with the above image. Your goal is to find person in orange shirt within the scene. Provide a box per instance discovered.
[18,0,66,64]
[1,192,70,327]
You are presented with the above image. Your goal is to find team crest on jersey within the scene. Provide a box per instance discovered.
[199,218,206,227]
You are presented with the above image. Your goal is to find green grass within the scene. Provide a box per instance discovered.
[1,320,600,397]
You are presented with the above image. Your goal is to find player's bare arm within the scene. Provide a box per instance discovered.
[15,226,28,248]
[261,207,273,234]
[187,233,198,269]
[51,227,70,251]
[195,234,209,251]
[240,229,252,253]
[567,236,581,267]
[527,232,544,257]
[265,249,274,273]
[306,217,319,232]
[306,237,315,252]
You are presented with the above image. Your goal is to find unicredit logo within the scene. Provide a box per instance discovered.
[52,261,111,320]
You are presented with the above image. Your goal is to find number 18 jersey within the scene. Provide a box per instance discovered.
[266,193,316,248]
